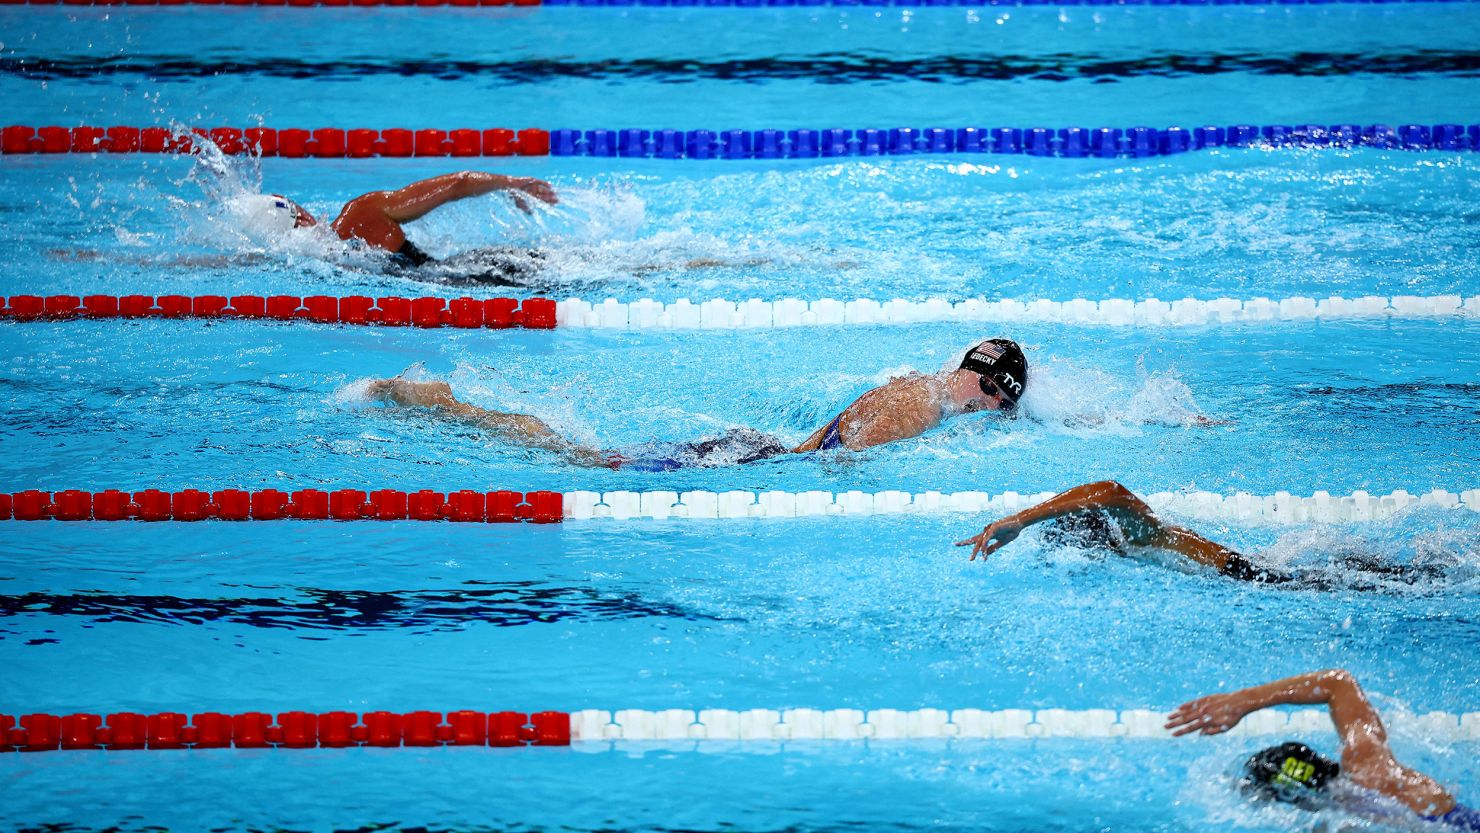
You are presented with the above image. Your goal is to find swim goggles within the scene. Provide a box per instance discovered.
[979,375,1017,411]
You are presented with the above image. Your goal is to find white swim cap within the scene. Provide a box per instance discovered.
[225,193,298,238]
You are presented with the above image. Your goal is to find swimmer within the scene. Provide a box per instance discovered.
[229,172,558,285]
[954,480,1439,585]
[1166,669,1477,829]
[367,338,1028,469]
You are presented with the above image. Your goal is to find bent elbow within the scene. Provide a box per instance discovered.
[1318,668,1362,696]
[1086,480,1136,502]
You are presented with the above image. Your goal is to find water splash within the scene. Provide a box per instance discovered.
[1013,350,1218,434]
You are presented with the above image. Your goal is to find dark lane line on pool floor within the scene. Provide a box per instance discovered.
[4,52,1480,84]
[0,585,725,634]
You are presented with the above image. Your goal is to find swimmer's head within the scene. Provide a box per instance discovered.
[959,338,1027,413]
[1040,509,1123,553]
[1241,743,1340,810]
[225,193,316,239]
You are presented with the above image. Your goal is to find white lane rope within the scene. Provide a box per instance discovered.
[568,708,1480,743]
[556,295,1480,330]
[562,488,1480,522]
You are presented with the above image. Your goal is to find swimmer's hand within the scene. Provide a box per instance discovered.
[368,379,459,409]
[1164,693,1249,737]
[955,517,1023,561]
[502,176,558,213]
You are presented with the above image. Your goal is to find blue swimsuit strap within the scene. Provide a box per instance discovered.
[818,414,845,450]
[1428,803,1480,831]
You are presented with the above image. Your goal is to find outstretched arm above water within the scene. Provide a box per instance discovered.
[368,379,611,468]
[378,171,558,221]
[1166,669,1456,817]
[334,172,558,251]
[953,480,1241,572]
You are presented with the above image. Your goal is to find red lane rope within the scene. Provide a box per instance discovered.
[0,489,565,523]
[1,126,548,158]
[1,0,540,6]
[0,710,571,752]
[0,295,558,329]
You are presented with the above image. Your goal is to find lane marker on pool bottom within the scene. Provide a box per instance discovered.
[4,294,1478,330]
[3,488,1477,524]
[3,707,1475,753]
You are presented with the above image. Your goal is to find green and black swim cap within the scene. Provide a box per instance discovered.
[1241,742,1340,809]
[960,338,1028,405]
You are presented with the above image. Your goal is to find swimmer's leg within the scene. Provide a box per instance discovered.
[368,379,613,467]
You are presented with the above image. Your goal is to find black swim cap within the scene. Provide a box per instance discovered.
[960,339,1028,404]
[1241,743,1340,808]
[1040,509,1124,553]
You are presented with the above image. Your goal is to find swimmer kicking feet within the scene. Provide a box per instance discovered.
[230,172,558,285]
[954,480,1440,586]
[367,338,1028,470]
[1166,669,1477,829]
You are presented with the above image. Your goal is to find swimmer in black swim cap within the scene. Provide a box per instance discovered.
[956,338,1027,412]
[239,171,558,283]
[1166,670,1477,829]
[793,338,1027,453]
[366,339,1026,468]
[1240,742,1341,810]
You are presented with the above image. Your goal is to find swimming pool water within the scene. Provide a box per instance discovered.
[4,150,1479,302]
[2,3,1478,832]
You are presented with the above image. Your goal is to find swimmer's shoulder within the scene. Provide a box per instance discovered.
[332,191,402,251]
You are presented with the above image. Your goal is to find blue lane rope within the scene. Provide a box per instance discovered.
[547,123,1477,159]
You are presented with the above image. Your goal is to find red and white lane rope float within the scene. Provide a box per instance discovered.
[3,707,1476,752]
[0,489,564,523]
[1,126,549,158]
[2,488,1478,524]
[0,294,556,329]
[4,294,1478,330]
[0,711,570,752]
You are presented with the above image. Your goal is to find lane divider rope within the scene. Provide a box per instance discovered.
[2,0,537,6]
[554,294,1480,328]
[4,488,1477,524]
[1,126,550,158]
[3,707,1476,752]
[563,488,1480,522]
[1,0,1476,6]
[5,294,1478,330]
[565,707,1480,742]
[0,294,557,329]
[0,710,570,752]
[548,0,1480,7]
[3,123,1476,159]
[0,489,565,523]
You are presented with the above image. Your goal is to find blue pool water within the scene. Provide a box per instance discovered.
[2,4,1479,833]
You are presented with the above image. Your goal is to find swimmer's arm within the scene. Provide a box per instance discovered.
[954,480,1237,571]
[1165,670,1454,813]
[954,480,1158,559]
[369,379,610,468]
[379,172,558,222]
[1166,670,1385,739]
